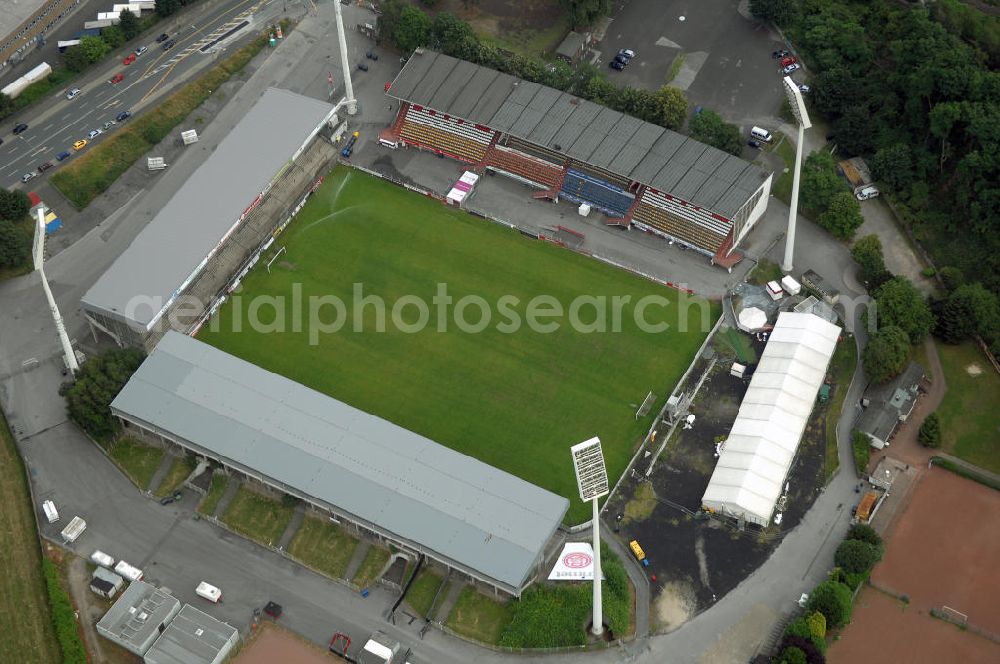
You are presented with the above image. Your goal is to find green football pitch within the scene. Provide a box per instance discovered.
[200,167,717,522]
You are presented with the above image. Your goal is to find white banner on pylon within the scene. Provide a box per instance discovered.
[548,542,604,581]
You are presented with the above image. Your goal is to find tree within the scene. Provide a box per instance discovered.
[655,86,687,130]
[0,220,29,269]
[807,580,853,628]
[862,325,910,383]
[689,109,743,156]
[847,523,882,547]
[777,646,807,664]
[919,412,942,448]
[0,92,13,119]
[749,0,799,27]
[871,143,914,193]
[431,12,479,60]
[806,611,827,641]
[938,266,965,293]
[559,0,610,30]
[80,36,111,64]
[818,191,864,240]
[377,0,406,45]
[835,539,882,574]
[63,44,91,73]
[393,6,432,55]
[101,25,125,49]
[851,234,889,289]
[59,348,145,439]
[873,277,934,342]
[155,0,182,16]
[0,188,30,222]
[119,9,141,40]
[800,150,844,217]
[936,283,1000,345]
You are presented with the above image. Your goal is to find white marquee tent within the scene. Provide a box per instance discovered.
[702,312,841,525]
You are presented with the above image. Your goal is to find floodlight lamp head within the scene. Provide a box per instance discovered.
[782,76,812,129]
[571,437,609,502]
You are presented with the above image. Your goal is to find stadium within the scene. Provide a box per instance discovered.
[380,49,773,268]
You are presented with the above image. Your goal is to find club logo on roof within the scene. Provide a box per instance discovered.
[563,551,592,569]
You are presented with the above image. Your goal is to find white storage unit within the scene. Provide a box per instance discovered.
[42,500,60,523]
[766,280,784,301]
[61,516,87,542]
[91,550,116,568]
[781,275,801,296]
[114,560,144,582]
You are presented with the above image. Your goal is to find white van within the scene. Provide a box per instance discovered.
[750,126,773,143]
[856,186,880,200]
[42,500,60,523]
[196,581,222,603]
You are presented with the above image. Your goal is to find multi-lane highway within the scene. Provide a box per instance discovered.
[0,0,275,188]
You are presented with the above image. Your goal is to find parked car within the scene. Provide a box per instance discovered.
[102,121,116,131]
[162,39,176,51]
[123,53,136,65]
[160,490,183,505]
[66,88,81,100]
[357,61,368,71]
[798,84,810,94]
[87,129,103,139]
[56,151,71,161]
[116,110,132,122]
[37,161,53,173]
[617,48,636,61]
[110,72,124,84]
[13,123,28,134]
[156,33,170,43]
[781,63,801,75]
[21,172,36,183]
[772,49,791,59]
[780,56,797,68]
[609,59,625,70]
[73,139,88,150]
[135,45,147,56]
[365,50,378,60]
[747,139,762,149]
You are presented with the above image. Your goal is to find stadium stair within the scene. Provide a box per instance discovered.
[712,230,744,269]
[474,131,502,172]
[533,163,570,200]
[612,184,646,227]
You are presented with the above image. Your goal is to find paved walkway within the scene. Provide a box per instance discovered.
[601,521,651,637]
[146,453,175,494]
[212,476,242,518]
[277,503,306,550]
[432,577,466,623]
[344,540,372,583]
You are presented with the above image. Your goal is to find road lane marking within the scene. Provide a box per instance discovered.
[42,123,53,131]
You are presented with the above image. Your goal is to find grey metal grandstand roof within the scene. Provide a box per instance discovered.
[387,50,769,218]
[111,332,569,593]
[144,604,238,664]
[81,88,334,331]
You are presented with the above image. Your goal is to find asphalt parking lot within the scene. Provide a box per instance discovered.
[601,0,796,130]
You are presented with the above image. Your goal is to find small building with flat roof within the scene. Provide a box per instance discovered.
[90,566,125,599]
[143,604,238,664]
[555,31,588,62]
[857,362,925,449]
[97,581,181,655]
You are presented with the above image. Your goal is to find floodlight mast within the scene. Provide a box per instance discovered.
[333,0,357,115]
[781,76,812,274]
[33,208,78,374]
[571,437,610,637]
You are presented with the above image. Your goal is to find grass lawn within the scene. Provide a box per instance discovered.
[716,326,758,364]
[623,481,658,524]
[825,335,858,481]
[406,569,445,617]
[200,168,716,522]
[220,487,294,547]
[197,474,229,516]
[287,515,359,580]
[352,545,391,589]
[935,342,1000,473]
[154,456,192,498]
[769,134,796,205]
[0,413,61,662]
[446,587,513,644]
[109,437,165,491]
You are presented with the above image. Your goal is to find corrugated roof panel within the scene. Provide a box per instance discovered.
[609,124,664,174]
[450,66,499,119]
[590,135,629,170]
[408,53,461,106]
[671,168,711,201]
[549,98,600,151]
[386,50,439,101]
[568,107,620,161]
[111,333,569,591]
[528,96,576,146]
[429,59,481,113]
